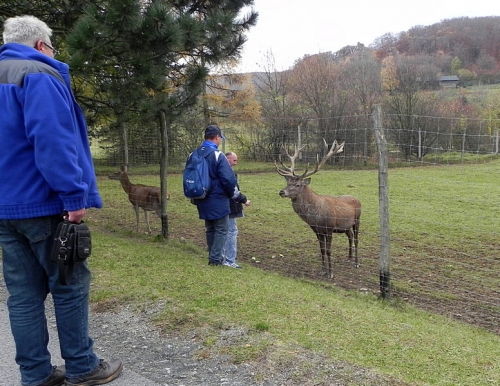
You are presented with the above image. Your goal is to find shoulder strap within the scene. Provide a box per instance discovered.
[197,148,217,176]
[198,146,216,158]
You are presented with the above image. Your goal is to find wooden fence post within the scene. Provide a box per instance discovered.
[159,110,169,239]
[373,105,391,299]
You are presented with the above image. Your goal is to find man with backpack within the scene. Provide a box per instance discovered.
[187,125,236,266]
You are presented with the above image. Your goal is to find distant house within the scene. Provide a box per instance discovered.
[439,75,461,88]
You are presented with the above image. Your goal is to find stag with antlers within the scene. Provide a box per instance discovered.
[275,140,361,279]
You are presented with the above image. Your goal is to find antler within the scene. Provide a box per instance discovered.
[300,139,344,179]
[275,139,344,178]
[275,144,305,177]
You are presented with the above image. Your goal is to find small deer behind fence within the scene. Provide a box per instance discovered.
[108,166,170,233]
[275,139,361,279]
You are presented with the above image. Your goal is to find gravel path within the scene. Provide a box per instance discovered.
[87,303,408,386]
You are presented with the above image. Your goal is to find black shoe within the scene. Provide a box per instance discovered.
[40,366,65,386]
[208,260,223,266]
[65,359,123,386]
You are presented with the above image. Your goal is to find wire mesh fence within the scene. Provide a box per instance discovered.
[96,112,500,335]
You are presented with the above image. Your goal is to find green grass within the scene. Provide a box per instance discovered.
[87,232,499,386]
[88,159,500,385]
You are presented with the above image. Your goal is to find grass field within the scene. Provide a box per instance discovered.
[85,160,500,385]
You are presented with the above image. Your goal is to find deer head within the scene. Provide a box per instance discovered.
[108,165,127,181]
[275,139,344,199]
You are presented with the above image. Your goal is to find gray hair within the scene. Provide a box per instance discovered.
[2,15,52,47]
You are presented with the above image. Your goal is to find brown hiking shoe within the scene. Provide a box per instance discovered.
[40,365,65,386]
[65,359,123,386]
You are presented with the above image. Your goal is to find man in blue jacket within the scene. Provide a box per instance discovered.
[193,125,236,266]
[0,15,122,386]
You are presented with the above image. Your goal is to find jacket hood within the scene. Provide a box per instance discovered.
[201,140,219,150]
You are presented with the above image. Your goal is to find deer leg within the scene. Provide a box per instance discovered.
[316,232,333,279]
[144,210,152,233]
[353,221,360,268]
[345,228,354,261]
[325,233,333,280]
[134,204,140,232]
[315,232,328,276]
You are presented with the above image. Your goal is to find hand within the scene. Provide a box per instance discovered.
[244,200,251,207]
[65,208,86,223]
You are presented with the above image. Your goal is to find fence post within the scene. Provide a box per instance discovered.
[159,110,169,239]
[373,105,391,299]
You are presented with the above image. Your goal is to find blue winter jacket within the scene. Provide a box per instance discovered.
[0,43,102,219]
[194,141,236,220]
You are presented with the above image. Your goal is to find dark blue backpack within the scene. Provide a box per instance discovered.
[183,148,215,199]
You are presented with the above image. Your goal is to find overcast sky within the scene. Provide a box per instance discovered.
[236,0,500,73]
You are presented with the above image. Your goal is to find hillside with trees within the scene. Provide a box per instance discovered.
[370,16,500,85]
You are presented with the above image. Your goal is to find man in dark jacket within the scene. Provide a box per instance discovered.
[222,152,251,268]
[0,15,122,386]
[193,125,236,265]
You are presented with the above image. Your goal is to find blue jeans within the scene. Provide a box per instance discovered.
[222,218,238,264]
[205,216,228,264]
[0,215,99,386]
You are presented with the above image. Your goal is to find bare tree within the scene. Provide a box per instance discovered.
[382,54,441,160]
[342,49,382,162]
[253,50,298,160]
[288,53,349,139]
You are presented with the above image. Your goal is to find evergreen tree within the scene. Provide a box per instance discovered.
[66,0,257,156]
[0,0,105,39]
[66,0,257,238]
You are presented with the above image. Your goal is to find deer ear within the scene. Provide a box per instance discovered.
[303,178,311,185]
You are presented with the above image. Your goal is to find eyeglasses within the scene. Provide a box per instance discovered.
[42,41,60,56]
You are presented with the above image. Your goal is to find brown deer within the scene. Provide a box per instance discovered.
[275,139,361,279]
[108,166,170,233]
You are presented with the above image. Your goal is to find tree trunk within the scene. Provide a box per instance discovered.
[122,121,129,170]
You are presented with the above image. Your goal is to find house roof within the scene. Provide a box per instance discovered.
[439,75,460,81]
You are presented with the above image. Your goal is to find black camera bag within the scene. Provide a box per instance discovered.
[50,220,92,285]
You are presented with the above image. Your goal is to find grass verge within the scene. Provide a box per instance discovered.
[88,230,500,386]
